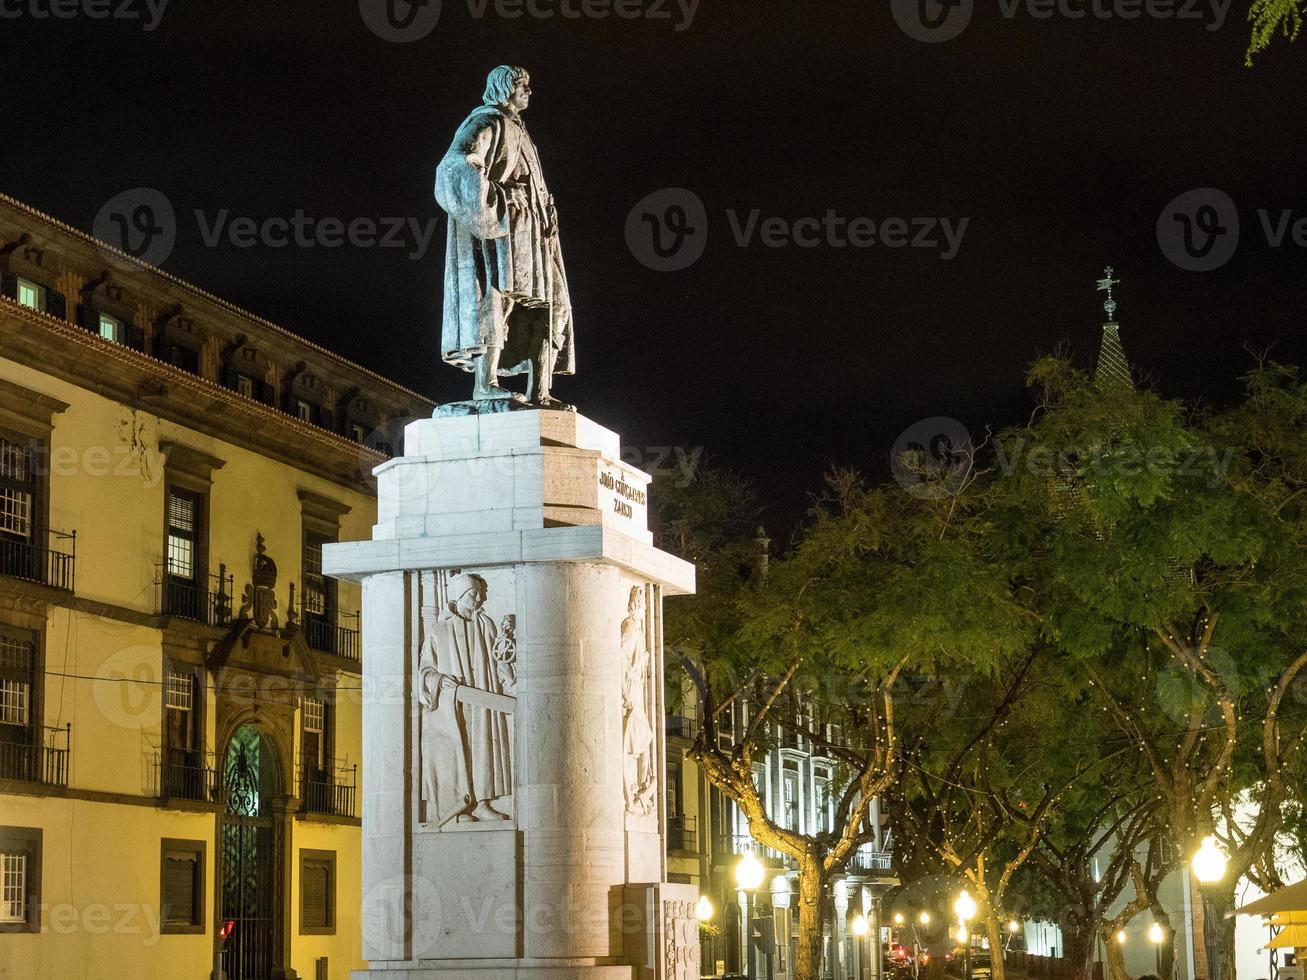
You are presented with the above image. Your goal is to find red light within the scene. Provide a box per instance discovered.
[220,920,235,940]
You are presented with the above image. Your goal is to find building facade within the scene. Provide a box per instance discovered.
[0,194,432,979]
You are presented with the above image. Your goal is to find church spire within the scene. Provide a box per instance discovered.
[1093,266,1132,390]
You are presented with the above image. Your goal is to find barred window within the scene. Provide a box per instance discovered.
[0,634,34,728]
[0,853,25,923]
[302,531,335,621]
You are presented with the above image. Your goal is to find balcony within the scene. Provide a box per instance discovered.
[305,610,360,662]
[847,847,895,876]
[157,747,222,803]
[0,527,76,591]
[668,814,698,853]
[300,763,357,818]
[159,567,233,626]
[0,723,70,786]
[667,713,698,741]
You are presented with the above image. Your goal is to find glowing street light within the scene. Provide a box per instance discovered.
[696,895,713,922]
[853,914,871,937]
[1191,836,1229,980]
[957,924,969,944]
[920,911,931,926]
[954,891,977,923]
[1116,930,1127,945]
[895,913,906,926]
[1191,836,1229,885]
[736,852,766,892]
[1009,920,1020,933]
[1150,921,1166,972]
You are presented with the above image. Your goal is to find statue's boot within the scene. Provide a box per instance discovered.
[528,344,568,409]
[474,348,523,402]
[470,800,511,821]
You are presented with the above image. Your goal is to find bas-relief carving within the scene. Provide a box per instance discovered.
[114,408,163,487]
[663,899,700,980]
[418,570,517,828]
[622,585,657,818]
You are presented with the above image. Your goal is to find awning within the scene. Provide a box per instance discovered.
[1235,880,1307,918]
[1265,925,1307,950]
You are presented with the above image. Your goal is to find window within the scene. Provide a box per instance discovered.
[0,438,34,541]
[667,761,681,817]
[160,839,205,933]
[236,375,254,399]
[98,313,122,343]
[302,697,325,771]
[168,345,199,374]
[302,531,334,618]
[165,489,200,580]
[296,400,314,424]
[15,278,44,312]
[165,669,198,751]
[0,828,40,933]
[299,850,336,934]
[784,772,799,830]
[349,423,366,444]
[0,631,35,731]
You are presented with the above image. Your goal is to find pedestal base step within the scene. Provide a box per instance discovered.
[353,967,634,980]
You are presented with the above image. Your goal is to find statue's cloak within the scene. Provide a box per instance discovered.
[435,105,575,377]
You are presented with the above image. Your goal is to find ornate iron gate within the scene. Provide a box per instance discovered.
[221,726,277,980]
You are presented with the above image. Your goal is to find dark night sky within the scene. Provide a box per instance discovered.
[3,0,1305,533]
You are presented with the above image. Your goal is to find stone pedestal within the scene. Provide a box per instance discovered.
[323,411,698,980]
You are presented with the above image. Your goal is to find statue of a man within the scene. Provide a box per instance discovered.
[418,573,513,824]
[620,586,656,816]
[435,66,574,409]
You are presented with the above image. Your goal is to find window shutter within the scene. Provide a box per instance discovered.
[302,860,331,929]
[45,289,67,321]
[162,853,197,925]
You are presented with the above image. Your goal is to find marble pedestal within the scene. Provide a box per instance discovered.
[323,411,698,980]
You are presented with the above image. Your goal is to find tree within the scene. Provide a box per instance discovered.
[667,464,1033,980]
[1248,0,1306,65]
[992,356,1307,980]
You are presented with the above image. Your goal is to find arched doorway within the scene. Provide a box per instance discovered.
[220,724,280,979]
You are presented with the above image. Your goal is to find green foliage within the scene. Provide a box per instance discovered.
[1248,0,1306,65]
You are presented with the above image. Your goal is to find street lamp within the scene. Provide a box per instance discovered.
[1191,836,1229,980]
[697,895,714,922]
[955,892,977,980]
[1150,922,1165,973]
[920,911,931,926]
[1116,930,1127,946]
[854,914,871,937]
[737,853,767,980]
[895,913,906,926]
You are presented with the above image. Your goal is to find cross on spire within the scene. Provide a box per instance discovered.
[1096,265,1120,322]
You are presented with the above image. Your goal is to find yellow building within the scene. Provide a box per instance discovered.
[0,194,432,979]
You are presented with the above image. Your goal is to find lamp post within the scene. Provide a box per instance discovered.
[955,891,977,980]
[698,895,715,974]
[1150,922,1165,974]
[1192,836,1229,980]
[737,852,766,980]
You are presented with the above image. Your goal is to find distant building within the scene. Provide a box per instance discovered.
[666,681,896,980]
[0,194,432,978]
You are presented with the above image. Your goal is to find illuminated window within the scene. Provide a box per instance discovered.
[0,633,34,732]
[0,827,39,932]
[15,279,43,312]
[165,489,199,579]
[98,313,123,343]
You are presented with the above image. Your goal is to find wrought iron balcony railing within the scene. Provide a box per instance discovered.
[668,814,698,853]
[0,723,70,786]
[156,747,222,803]
[299,763,357,818]
[159,565,233,626]
[0,527,76,591]
[666,713,698,741]
[847,847,894,873]
[305,610,360,662]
